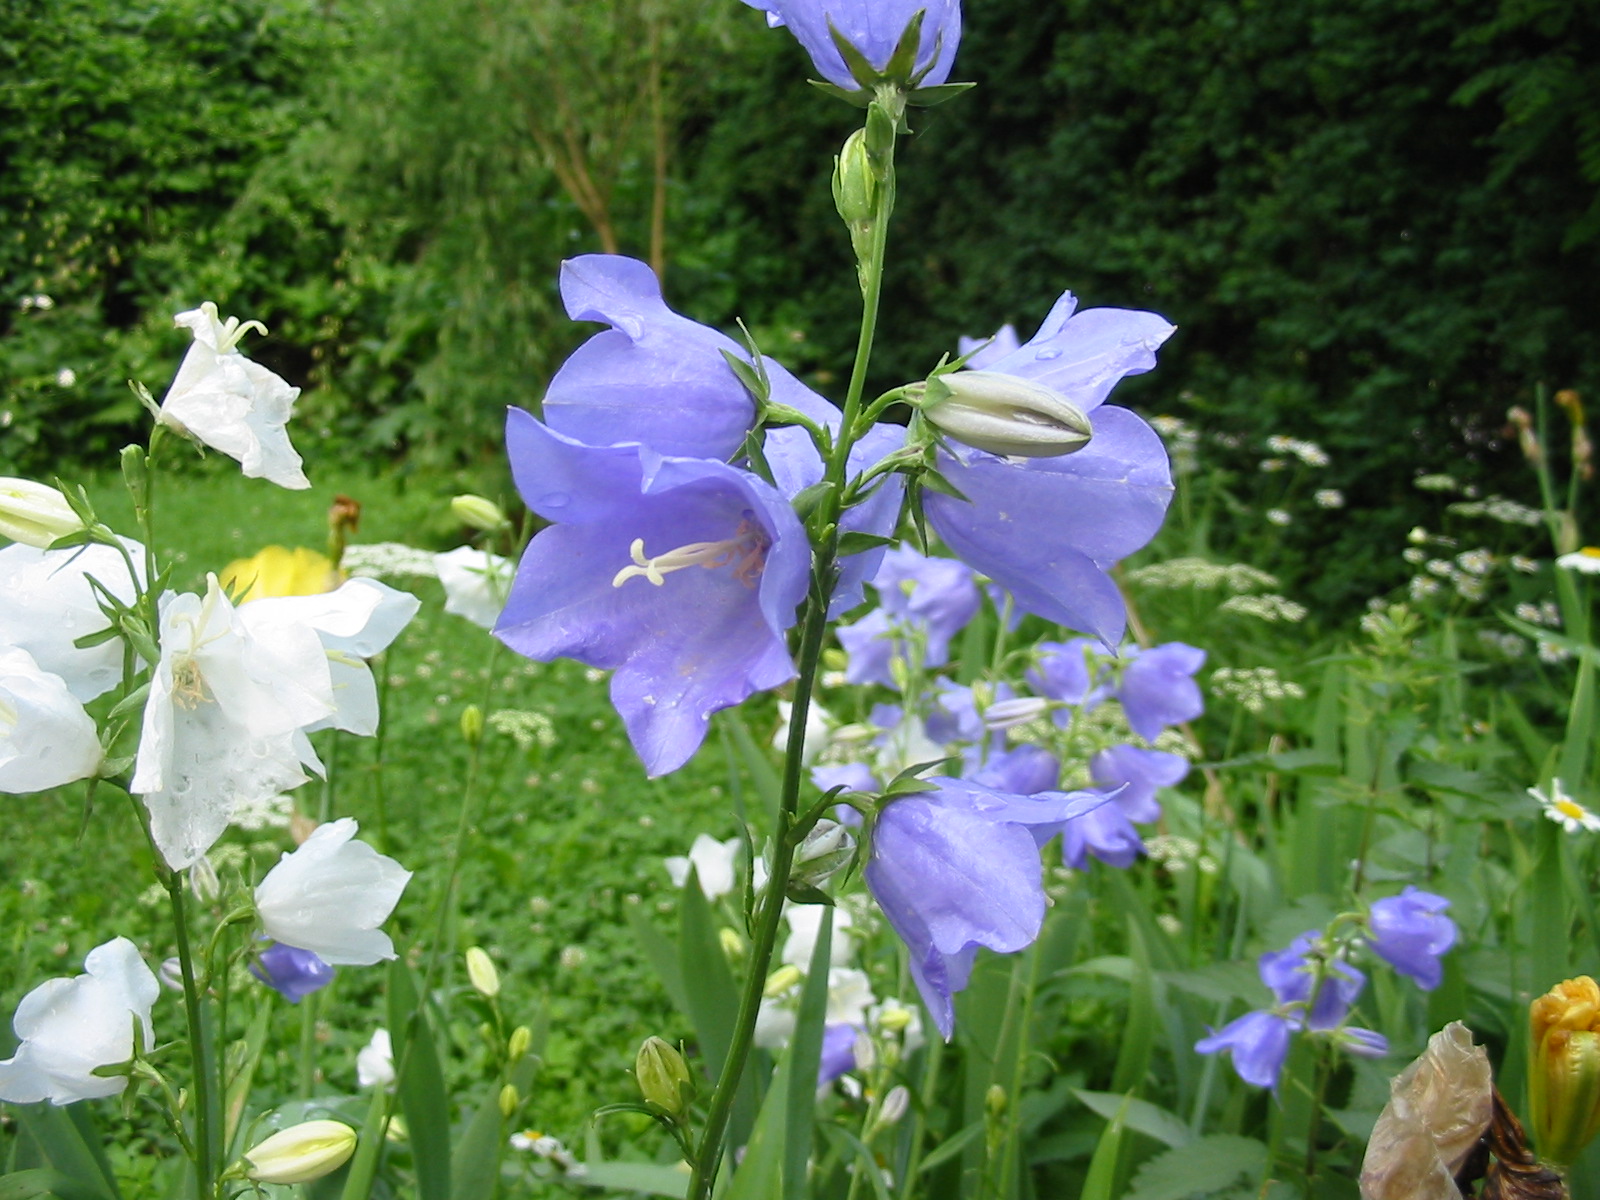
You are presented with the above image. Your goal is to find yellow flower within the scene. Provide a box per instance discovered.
[1529,976,1600,1165]
[220,545,341,602]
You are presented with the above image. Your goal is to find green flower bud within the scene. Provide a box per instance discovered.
[451,494,508,531]
[985,1084,1008,1119]
[792,819,856,889]
[465,946,500,998]
[719,927,746,959]
[460,704,484,747]
[1530,976,1600,1166]
[916,371,1094,459]
[833,129,876,228]
[242,1120,358,1184]
[499,1083,521,1118]
[635,1037,694,1121]
[508,1025,533,1061]
[0,478,84,548]
[763,965,803,998]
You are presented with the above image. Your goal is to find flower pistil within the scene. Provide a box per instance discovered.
[613,515,771,590]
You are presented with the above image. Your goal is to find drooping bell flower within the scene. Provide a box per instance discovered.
[0,937,159,1105]
[494,412,809,776]
[1258,933,1367,1030]
[158,302,309,490]
[254,818,411,965]
[865,777,1104,1037]
[1113,642,1205,742]
[251,943,335,1003]
[1088,745,1189,824]
[870,544,980,663]
[1194,1010,1295,1091]
[433,546,515,630]
[0,646,102,793]
[1366,888,1457,991]
[740,0,961,91]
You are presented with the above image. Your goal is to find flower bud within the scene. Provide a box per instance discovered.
[983,696,1051,731]
[1530,976,1600,1166]
[877,1085,910,1128]
[719,927,746,959]
[451,494,508,531]
[499,1083,520,1118]
[764,965,804,998]
[985,1084,1008,1118]
[0,478,85,548]
[876,1005,913,1034]
[833,129,876,228]
[853,1033,877,1072]
[508,1025,533,1061]
[465,946,500,998]
[916,372,1093,459]
[635,1037,693,1120]
[242,1120,358,1184]
[460,704,484,747]
[792,819,856,889]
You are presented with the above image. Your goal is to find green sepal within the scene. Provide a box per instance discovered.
[42,529,94,552]
[785,882,835,907]
[71,625,122,651]
[741,427,776,488]
[908,80,975,106]
[836,530,894,556]
[882,10,928,84]
[98,755,134,778]
[720,347,770,406]
[790,481,835,520]
[106,683,151,723]
[828,19,884,93]
[129,380,161,422]
[808,79,872,108]
[918,467,969,502]
[117,615,159,666]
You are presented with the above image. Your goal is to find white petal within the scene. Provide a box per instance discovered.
[434,547,513,630]
[255,819,411,965]
[0,540,145,701]
[0,646,102,792]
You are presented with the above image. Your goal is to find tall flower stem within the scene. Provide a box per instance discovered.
[684,97,901,1200]
[166,872,218,1199]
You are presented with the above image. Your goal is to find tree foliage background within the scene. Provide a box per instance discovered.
[3,0,1597,606]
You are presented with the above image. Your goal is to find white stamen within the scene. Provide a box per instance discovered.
[612,519,770,590]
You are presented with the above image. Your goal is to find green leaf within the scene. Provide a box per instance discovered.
[10,1107,119,1200]
[450,1047,539,1200]
[1077,1094,1130,1200]
[1072,1091,1193,1150]
[783,909,832,1200]
[387,959,452,1200]
[0,1170,106,1200]
[722,1061,789,1200]
[1123,1135,1268,1200]
[836,531,894,557]
[627,904,689,1016]
[573,1161,688,1197]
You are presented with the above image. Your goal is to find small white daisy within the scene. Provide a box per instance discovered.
[1530,779,1600,833]
[1555,548,1600,575]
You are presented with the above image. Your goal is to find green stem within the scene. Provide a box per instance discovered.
[167,873,217,1199]
[897,1035,943,1200]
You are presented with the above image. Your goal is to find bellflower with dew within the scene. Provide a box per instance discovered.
[0,540,145,703]
[865,776,1106,1037]
[1112,642,1206,742]
[0,646,103,793]
[158,302,309,489]
[740,0,961,91]
[494,412,809,777]
[926,294,1176,645]
[132,575,337,870]
[1366,887,1457,990]
[0,937,159,1105]
[254,818,412,965]
[251,943,335,1003]
[665,834,744,902]
[433,545,515,630]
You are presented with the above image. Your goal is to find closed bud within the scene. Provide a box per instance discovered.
[793,819,856,889]
[0,478,85,548]
[764,964,804,998]
[719,927,746,959]
[916,372,1093,459]
[451,494,508,531]
[635,1037,693,1120]
[460,704,484,747]
[1530,976,1600,1166]
[985,1084,1008,1119]
[877,1085,910,1128]
[833,129,876,228]
[508,1025,533,1061]
[853,1033,876,1072]
[242,1120,358,1184]
[465,946,500,998]
[877,1004,913,1034]
[983,696,1051,731]
[499,1083,520,1118]
[119,444,149,502]
[188,856,220,903]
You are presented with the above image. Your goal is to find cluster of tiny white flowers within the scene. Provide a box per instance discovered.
[509,1131,586,1177]
[1124,557,1279,594]
[341,542,440,579]
[231,792,293,832]
[1150,415,1201,475]
[55,368,76,388]
[1258,458,1287,473]
[1314,489,1344,508]
[1511,555,1539,574]
[1151,729,1195,758]
[17,294,54,311]
[1402,547,1427,565]
[1145,835,1218,875]
[1218,594,1308,623]
[1266,435,1331,467]
[1477,630,1528,658]
[1265,508,1292,527]
[1409,575,1442,600]
[1514,601,1562,628]
[1538,640,1573,665]
[1447,496,1543,526]
[488,708,558,751]
[1210,667,1305,712]
[1413,473,1460,492]
[1455,549,1494,576]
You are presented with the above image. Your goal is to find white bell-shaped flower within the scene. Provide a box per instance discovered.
[0,937,159,1105]
[255,818,411,965]
[132,576,336,870]
[159,302,309,490]
[0,540,145,702]
[433,546,514,631]
[0,646,102,793]
[664,834,742,901]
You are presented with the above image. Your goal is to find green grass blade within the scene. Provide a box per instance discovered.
[783,908,833,1200]
[387,958,452,1200]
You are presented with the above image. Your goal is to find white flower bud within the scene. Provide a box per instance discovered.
[450,494,508,531]
[917,371,1093,459]
[465,947,500,998]
[0,478,84,548]
[878,1085,910,1127]
[242,1120,357,1184]
[982,696,1051,731]
[792,819,856,889]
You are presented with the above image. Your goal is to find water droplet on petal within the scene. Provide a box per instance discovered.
[1035,349,1063,361]
[539,492,570,510]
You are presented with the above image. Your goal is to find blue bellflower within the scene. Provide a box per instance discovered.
[1367,887,1456,990]
[865,777,1103,1037]
[252,943,334,1004]
[1194,1011,1294,1090]
[495,413,809,776]
[1114,642,1206,742]
[929,294,1176,645]
[741,0,961,91]
[871,545,981,660]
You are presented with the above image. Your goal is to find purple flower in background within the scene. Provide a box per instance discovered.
[873,544,981,662]
[252,943,334,1004]
[495,412,809,776]
[971,744,1060,796]
[1259,934,1366,1030]
[741,0,961,90]
[1061,802,1145,870]
[1089,745,1189,823]
[542,256,836,461]
[958,325,1020,370]
[1367,887,1457,990]
[927,295,1175,644]
[1114,642,1205,742]
[1195,1010,1294,1090]
[923,680,984,747]
[811,762,879,797]
[837,609,899,688]
[1027,639,1100,707]
[865,777,1103,1037]
[818,1023,861,1086]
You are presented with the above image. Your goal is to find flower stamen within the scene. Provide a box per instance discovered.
[612,516,770,590]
